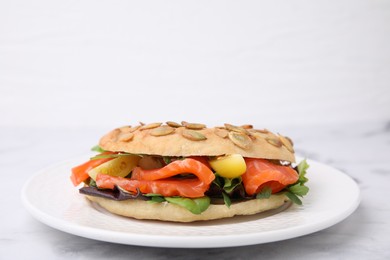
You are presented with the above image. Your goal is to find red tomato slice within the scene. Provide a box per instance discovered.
[242,158,298,196]
[96,158,215,198]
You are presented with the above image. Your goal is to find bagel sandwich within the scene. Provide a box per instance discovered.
[70,121,309,222]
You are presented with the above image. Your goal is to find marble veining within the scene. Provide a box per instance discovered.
[1,121,390,259]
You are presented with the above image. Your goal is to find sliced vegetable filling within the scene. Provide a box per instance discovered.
[72,148,309,214]
[96,158,215,198]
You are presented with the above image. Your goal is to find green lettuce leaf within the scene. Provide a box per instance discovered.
[297,159,309,184]
[212,175,243,208]
[222,177,242,194]
[144,193,166,203]
[222,192,231,208]
[288,183,309,196]
[213,175,242,194]
[285,191,303,205]
[286,159,310,205]
[148,196,166,203]
[165,196,210,214]
[256,186,272,199]
[91,145,106,153]
[144,194,211,213]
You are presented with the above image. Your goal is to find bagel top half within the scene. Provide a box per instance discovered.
[99,121,295,162]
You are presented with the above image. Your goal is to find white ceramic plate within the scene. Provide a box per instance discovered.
[21,156,360,248]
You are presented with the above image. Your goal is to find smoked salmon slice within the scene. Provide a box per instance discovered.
[131,158,215,184]
[70,152,115,186]
[96,158,215,198]
[242,158,298,196]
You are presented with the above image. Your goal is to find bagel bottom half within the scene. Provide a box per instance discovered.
[86,194,290,222]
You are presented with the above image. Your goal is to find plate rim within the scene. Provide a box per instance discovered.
[21,156,361,248]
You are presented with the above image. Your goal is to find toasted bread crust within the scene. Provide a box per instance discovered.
[86,194,290,222]
[99,122,295,162]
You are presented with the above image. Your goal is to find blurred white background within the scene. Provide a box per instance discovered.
[1,0,389,128]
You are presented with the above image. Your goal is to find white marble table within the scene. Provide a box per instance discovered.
[2,121,389,259]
